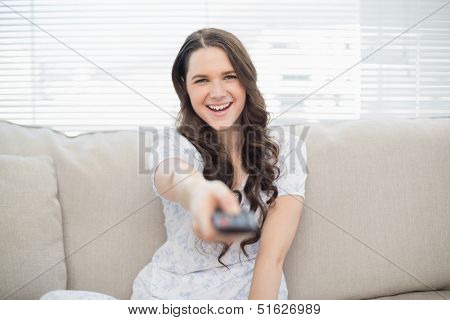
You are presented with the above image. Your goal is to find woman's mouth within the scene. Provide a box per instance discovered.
[206,102,232,116]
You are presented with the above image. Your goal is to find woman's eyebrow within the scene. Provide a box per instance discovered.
[191,70,235,80]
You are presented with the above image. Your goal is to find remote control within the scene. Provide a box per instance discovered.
[212,209,259,234]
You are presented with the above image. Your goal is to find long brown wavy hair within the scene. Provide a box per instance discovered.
[171,28,281,268]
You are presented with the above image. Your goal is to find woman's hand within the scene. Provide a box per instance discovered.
[189,179,242,245]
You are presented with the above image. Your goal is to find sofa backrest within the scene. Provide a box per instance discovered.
[286,117,450,299]
[1,118,449,299]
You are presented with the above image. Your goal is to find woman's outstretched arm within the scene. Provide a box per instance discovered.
[248,195,305,300]
[154,157,206,210]
[154,157,241,243]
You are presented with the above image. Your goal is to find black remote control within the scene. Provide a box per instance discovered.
[212,209,259,234]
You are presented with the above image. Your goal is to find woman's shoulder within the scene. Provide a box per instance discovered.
[153,127,199,151]
[154,126,184,140]
[268,126,308,197]
[268,126,306,157]
[148,126,204,172]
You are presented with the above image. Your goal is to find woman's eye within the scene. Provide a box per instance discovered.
[194,75,236,84]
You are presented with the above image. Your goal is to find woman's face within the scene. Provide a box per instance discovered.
[185,47,246,131]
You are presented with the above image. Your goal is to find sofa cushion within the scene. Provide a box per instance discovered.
[0,121,165,299]
[0,155,67,299]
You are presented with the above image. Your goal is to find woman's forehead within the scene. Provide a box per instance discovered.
[187,47,234,77]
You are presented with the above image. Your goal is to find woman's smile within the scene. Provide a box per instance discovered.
[206,102,233,116]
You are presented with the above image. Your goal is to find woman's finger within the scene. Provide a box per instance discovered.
[194,180,242,242]
[215,184,241,215]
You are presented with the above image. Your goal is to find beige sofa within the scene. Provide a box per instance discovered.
[0,118,449,300]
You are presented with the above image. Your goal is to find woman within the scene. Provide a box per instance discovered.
[41,28,307,300]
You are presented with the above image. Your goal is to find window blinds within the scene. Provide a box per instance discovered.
[0,0,449,136]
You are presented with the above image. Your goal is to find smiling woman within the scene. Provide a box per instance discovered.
[40,28,308,300]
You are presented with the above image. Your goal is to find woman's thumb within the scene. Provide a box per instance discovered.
[218,188,241,215]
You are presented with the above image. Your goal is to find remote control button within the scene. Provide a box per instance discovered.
[219,218,229,226]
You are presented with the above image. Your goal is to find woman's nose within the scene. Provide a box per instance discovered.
[209,81,227,99]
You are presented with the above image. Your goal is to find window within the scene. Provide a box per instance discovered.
[1,0,449,136]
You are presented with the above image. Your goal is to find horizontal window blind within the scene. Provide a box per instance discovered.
[360,0,450,118]
[0,0,449,136]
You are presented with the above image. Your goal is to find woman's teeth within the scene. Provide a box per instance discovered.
[207,102,232,111]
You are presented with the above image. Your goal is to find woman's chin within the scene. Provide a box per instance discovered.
[209,119,242,132]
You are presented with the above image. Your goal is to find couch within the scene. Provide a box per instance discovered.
[1,118,449,300]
